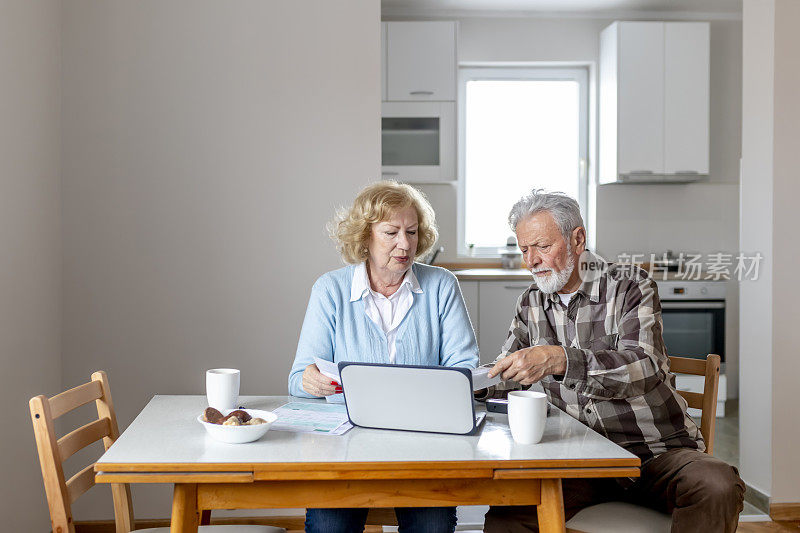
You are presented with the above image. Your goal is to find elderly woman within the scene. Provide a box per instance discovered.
[288,180,478,533]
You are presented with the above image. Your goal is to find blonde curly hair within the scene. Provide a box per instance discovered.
[329,181,438,264]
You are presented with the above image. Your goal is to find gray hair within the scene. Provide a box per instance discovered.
[508,189,584,241]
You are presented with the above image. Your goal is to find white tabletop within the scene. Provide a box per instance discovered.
[97,395,637,467]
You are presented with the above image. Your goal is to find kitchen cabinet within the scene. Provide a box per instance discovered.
[381,21,457,181]
[381,23,387,101]
[385,21,457,102]
[599,21,709,183]
[459,280,479,341]
[477,281,529,364]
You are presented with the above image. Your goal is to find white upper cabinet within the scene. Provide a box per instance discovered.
[386,21,457,101]
[664,23,710,175]
[599,21,710,183]
[617,22,665,177]
[381,22,388,101]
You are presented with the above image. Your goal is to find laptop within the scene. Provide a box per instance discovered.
[337,362,486,435]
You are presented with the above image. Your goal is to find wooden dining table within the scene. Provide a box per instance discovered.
[94,395,640,533]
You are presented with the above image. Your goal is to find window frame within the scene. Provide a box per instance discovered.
[457,65,590,257]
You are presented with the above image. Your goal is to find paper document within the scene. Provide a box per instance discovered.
[325,392,345,404]
[471,366,501,391]
[271,402,352,435]
[313,357,345,403]
[313,357,340,381]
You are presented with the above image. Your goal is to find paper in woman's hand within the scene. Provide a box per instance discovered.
[313,357,345,403]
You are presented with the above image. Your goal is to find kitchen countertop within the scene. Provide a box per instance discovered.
[450,268,533,281]
[450,267,729,282]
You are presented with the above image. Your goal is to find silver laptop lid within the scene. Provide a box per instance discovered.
[338,362,481,435]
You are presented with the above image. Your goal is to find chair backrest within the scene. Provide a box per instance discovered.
[29,371,134,533]
[669,354,721,454]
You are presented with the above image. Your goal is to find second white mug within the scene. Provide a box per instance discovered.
[507,390,548,444]
[206,368,240,411]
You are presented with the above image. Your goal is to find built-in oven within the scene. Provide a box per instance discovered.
[656,280,726,361]
[655,279,727,416]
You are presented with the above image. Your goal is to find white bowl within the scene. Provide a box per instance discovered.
[197,408,278,444]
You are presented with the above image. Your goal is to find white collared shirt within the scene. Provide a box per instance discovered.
[350,262,423,363]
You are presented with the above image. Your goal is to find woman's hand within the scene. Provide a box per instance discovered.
[301,363,341,397]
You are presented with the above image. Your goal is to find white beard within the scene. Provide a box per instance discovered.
[532,251,576,294]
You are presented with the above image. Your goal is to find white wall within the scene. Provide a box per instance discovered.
[0,1,62,531]
[768,0,800,505]
[61,0,380,520]
[741,0,800,506]
[740,0,774,499]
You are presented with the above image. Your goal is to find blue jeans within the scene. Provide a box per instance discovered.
[305,507,457,533]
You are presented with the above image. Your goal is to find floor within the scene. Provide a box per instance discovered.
[737,522,800,532]
[707,399,741,469]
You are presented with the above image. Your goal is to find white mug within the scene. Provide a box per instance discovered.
[507,390,548,444]
[206,368,240,410]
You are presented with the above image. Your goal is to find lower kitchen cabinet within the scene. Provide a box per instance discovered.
[459,280,479,341]
[478,281,531,363]
[458,279,533,364]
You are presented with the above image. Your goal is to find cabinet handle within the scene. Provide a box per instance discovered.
[409,90,434,96]
[674,171,700,175]
[503,285,530,290]
[381,171,399,175]
[628,170,654,174]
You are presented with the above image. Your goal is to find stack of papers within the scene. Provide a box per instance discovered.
[271,402,352,436]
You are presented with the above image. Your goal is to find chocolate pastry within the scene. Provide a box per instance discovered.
[203,407,224,424]
[228,409,252,423]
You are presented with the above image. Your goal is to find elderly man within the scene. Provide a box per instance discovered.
[478,190,744,533]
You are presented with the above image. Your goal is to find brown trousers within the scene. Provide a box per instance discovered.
[484,448,745,533]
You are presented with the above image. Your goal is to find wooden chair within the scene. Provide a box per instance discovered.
[565,354,722,533]
[29,370,284,533]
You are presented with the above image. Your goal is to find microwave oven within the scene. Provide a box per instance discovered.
[381,101,455,182]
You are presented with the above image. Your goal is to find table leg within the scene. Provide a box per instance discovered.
[171,483,199,533]
[537,478,566,533]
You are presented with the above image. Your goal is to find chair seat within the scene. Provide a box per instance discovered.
[565,501,672,533]
[135,526,286,533]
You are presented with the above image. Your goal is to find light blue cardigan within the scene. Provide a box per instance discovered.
[288,263,479,398]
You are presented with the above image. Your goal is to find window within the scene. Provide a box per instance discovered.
[458,67,588,255]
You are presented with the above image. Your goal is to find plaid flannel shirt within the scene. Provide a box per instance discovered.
[482,252,704,462]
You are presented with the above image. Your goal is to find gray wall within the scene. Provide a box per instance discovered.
[61,0,380,520]
[0,1,62,531]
